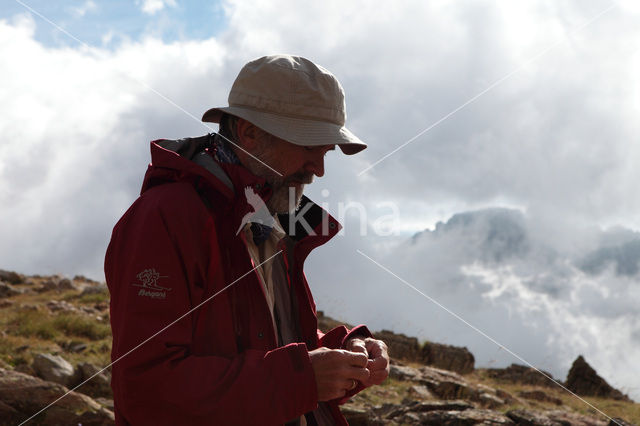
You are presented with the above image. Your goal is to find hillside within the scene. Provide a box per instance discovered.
[0,269,637,425]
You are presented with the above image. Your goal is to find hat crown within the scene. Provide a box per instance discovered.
[228,55,346,126]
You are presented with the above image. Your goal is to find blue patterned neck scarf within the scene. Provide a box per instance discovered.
[211,132,241,165]
[211,133,273,245]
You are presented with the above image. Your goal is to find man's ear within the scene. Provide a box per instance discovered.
[236,118,259,150]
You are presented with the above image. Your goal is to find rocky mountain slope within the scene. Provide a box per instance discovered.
[0,269,637,425]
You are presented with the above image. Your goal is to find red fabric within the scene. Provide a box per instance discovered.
[105,139,371,425]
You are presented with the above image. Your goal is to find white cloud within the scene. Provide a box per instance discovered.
[137,0,177,15]
[70,0,97,18]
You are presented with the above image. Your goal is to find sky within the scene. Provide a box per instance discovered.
[1,0,639,402]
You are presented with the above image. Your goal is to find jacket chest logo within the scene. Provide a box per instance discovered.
[132,268,171,299]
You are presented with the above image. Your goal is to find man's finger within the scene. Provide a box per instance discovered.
[344,350,369,368]
[346,339,368,355]
[367,354,388,371]
[346,365,370,383]
[368,369,389,385]
[364,339,387,359]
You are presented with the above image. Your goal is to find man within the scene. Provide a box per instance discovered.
[105,54,389,425]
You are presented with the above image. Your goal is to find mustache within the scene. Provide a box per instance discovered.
[284,172,314,185]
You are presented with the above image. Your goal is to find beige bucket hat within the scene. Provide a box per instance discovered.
[201,54,367,155]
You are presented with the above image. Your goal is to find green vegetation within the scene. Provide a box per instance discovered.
[52,313,110,340]
[7,310,110,341]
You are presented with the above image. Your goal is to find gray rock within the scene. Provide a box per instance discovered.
[417,408,515,425]
[386,400,473,420]
[32,353,80,388]
[82,284,109,295]
[507,409,563,425]
[518,390,562,406]
[566,356,630,401]
[95,397,114,411]
[421,342,475,374]
[408,384,433,399]
[73,275,99,284]
[419,366,477,400]
[485,364,558,387]
[340,405,371,426]
[389,364,422,381]
[0,269,22,284]
[477,392,506,409]
[0,367,114,425]
[399,412,421,424]
[0,282,21,298]
[544,409,609,426]
[76,362,112,398]
[46,300,79,313]
[39,279,60,292]
[608,418,635,426]
[412,400,474,413]
[58,278,78,290]
[374,329,421,362]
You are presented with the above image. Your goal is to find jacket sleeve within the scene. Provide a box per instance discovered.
[317,324,373,349]
[105,183,317,425]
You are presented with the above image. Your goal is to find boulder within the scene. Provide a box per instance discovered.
[419,366,477,400]
[476,391,506,409]
[410,400,474,413]
[81,284,109,296]
[407,384,433,399]
[0,269,22,284]
[39,279,60,292]
[73,275,99,284]
[544,409,609,426]
[608,418,635,426]
[420,342,475,374]
[58,278,78,290]
[517,390,562,406]
[415,408,514,425]
[77,362,112,398]
[0,367,114,425]
[0,282,21,298]
[485,364,557,387]
[340,405,371,426]
[32,353,80,388]
[374,330,421,362]
[46,300,79,313]
[389,364,422,381]
[565,356,629,401]
[506,409,563,425]
[383,399,473,421]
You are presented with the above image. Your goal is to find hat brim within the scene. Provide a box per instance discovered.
[202,106,367,155]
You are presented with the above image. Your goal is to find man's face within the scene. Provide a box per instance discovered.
[241,130,334,214]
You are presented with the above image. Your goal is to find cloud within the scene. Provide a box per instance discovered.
[137,0,176,15]
[70,0,97,18]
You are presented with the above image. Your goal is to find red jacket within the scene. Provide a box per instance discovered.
[105,135,371,425]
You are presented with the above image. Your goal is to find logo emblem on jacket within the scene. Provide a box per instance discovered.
[132,268,171,299]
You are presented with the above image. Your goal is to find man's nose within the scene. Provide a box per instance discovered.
[305,151,325,177]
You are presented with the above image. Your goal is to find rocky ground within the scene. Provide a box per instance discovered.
[0,269,637,425]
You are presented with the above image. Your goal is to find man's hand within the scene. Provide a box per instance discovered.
[308,347,370,401]
[344,337,390,387]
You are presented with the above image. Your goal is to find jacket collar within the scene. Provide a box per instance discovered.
[143,135,342,253]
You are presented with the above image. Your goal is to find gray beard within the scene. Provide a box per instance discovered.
[267,185,305,214]
[239,144,311,214]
